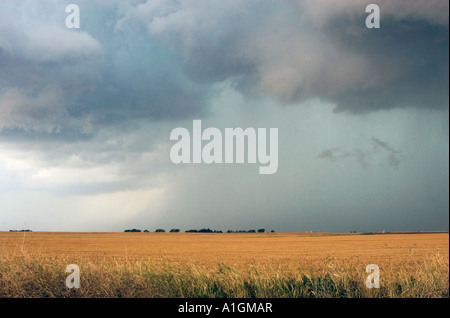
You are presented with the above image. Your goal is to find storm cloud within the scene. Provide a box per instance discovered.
[0,1,448,232]
[134,0,449,112]
[1,0,448,138]
[0,0,207,138]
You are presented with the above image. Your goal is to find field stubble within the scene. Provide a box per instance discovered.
[0,232,448,298]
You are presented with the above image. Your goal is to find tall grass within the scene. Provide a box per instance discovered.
[0,251,447,298]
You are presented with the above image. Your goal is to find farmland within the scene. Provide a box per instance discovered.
[0,232,448,298]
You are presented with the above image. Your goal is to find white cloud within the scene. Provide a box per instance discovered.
[0,1,103,63]
[19,26,103,63]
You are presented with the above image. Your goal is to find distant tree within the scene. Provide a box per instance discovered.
[170,229,180,233]
[257,229,265,233]
[271,230,275,233]
[185,229,198,233]
[155,229,166,233]
[248,229,256,233]
[125,229,141,232]
[143,230,149,232]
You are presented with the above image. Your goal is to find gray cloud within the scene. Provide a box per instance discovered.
[300,0,449,27]
[1,0,448,140]
[139,0,448,112]
[353,149,370,169]
[317,147,339,163]
[370,136,399,154]
[0,1,448,232]
[0,0,208,139]
[370,136,402,168]
[318,136,403,169]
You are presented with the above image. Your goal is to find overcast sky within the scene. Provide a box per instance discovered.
[0,0,448,232]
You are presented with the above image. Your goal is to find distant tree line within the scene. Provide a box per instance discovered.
[124,228,275,233]
[185,228,223,233]
[124,228,180,233]
[9,229,32,232]
[227,229,268,233]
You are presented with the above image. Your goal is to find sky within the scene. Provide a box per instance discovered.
[0,0,448,232]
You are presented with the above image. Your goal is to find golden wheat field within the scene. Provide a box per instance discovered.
[0,231,448,298]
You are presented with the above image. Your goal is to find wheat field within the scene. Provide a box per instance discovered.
[0,231,448,298]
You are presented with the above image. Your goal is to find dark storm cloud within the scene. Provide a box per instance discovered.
[0,0,207,139]
[139,0,448,112]
[325,16,449,113]
[1,0,448,138]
